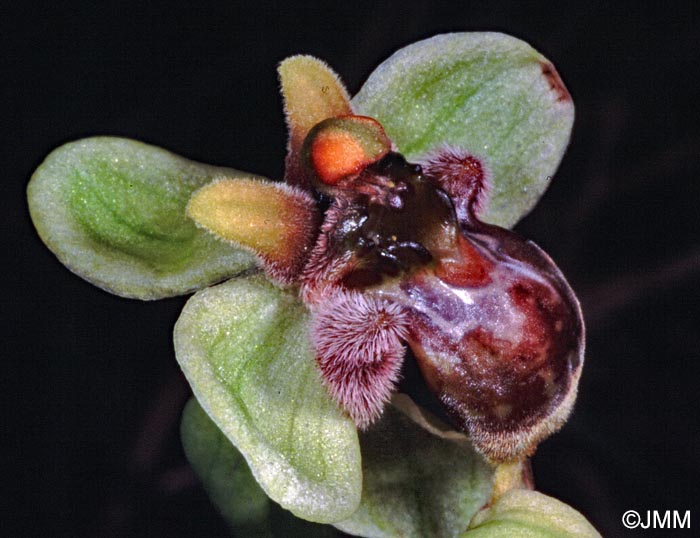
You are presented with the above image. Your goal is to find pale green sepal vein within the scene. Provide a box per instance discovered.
[174,275,361,523]
[334,395,493,538]
[353,32,574,228]
[27,137,258,299]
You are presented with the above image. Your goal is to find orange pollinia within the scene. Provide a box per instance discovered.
[303,115,392,186]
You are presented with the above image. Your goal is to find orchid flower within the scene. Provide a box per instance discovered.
[28,32,600,537]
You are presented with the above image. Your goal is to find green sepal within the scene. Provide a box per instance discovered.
[174,275,361,523]
[353,32,574,228]
[28,137,257,299]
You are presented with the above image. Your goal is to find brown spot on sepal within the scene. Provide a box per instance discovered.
[540,61,572,103]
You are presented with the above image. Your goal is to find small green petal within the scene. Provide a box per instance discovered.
[27,137,257,299]
[279,55,352,189]
[462,489,601,538]
[181,398,270,528]
[353,32,574,228]
[334,396,494,538]
[279,55,352,151]
[187,178,319,284]
[174,275,361,523]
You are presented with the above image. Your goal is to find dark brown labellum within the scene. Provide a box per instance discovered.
[388,223,584,462]
[302,144,584,463]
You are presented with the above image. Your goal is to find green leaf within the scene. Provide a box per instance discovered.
[352,32,574,228]
[28,137,257,299]
[334,395,494,538]
[462,489,602,538]
[174,274,361,523]
[181,398,270,530]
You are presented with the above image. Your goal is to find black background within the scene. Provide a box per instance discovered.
[4,2,699,537]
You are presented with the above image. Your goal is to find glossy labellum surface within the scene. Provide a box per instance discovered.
[301,118,584,462]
